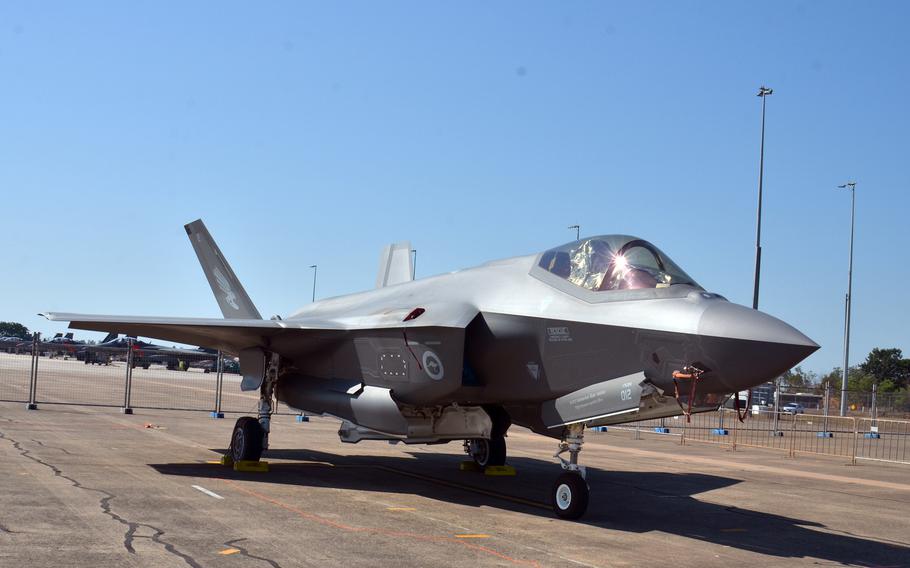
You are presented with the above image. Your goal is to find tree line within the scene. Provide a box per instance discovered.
[0,321,30,339]
[780,347,910,394]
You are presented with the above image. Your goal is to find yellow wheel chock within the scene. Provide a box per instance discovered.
[233,460,269,472]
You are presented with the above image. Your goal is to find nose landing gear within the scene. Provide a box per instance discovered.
[552,423,589,519]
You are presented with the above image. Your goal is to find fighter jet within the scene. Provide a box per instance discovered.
[43,220,817,519]
[78,334,216,369]
[0,335,28,353]
[19,332,93,357]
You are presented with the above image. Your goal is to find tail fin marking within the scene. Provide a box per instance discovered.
[184,219,262,320]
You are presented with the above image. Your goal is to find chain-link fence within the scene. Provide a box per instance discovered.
[770,383,910,418]
[596,407,910,465]
[2,336,908,464]
[0,344,32,403]
[0,335,300,417]
[855,417,910,464]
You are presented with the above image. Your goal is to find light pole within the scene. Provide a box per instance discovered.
[309,264,317,302]
[837,181,857,416]
[752,85,773,310]
[411,249,417,279]
[568,225,580,240]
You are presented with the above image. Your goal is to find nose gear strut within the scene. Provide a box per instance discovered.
[551,423,589,519]
[554,423,587,479]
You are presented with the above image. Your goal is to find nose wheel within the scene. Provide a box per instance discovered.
[552,423,590,519]
[552,472,589,519]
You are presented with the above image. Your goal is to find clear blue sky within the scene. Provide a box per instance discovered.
[1,2,907,376]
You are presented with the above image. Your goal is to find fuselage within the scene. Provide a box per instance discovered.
[275,244,817,433]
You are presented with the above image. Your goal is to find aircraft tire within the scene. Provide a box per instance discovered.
[231,417,264,462]
[551,472,589,520]
[483,405,512,436]
[470,433,507,468]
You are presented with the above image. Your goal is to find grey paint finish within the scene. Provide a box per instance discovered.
[540,371,645,428]
[278,379,409,435]
[697,300,816,347]
[375,241,414,288]
[239,347,267,391]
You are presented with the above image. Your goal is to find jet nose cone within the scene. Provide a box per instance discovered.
[697,301,819,391]
[698,301,818,349]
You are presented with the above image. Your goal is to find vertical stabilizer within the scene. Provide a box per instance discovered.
[184,219,262,319]
[376,241,413,288]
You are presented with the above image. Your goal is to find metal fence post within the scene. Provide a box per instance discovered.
[851,417,858,465]
[122,339,134,414]
[823,385,831,435]
[772,380,782,436]
[211,351,224,418]
[871,383,878,426]
[788,412,797,457]
[26,333,39,410]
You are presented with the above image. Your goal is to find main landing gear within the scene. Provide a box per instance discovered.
[229,353,279,463]
[464,406,511,468]
[231,416,264,462]
[552,423,589,519]
[465,435,506,468]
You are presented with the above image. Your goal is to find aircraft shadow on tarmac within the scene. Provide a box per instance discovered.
[152,449,908,566]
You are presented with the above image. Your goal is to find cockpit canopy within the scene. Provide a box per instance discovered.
[537,235,698,292]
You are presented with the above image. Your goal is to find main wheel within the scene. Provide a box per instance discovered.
[551,472,589,520]
[468,433,506,468]
[231,416,264,462]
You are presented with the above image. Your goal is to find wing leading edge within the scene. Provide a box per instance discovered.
[41,312,286,354]
[41,302,480,356]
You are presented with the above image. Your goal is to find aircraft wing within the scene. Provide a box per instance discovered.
[41,312,290,354]
[41,303,478,356]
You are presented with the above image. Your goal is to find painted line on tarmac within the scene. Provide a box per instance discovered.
[455,534,490,539]
[192,484,224,499]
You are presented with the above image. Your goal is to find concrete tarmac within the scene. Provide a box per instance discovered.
[0,403,908,567]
